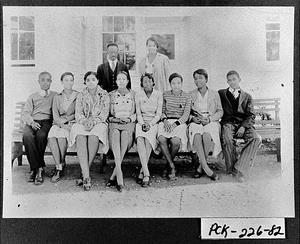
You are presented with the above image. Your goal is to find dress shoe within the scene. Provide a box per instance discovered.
[194,170,205,178]
[233,169,245,182]
[28,170,36,182]
[106,178,117,187]
[34,169,44,185]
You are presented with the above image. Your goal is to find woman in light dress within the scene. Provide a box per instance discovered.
[106,71,136,192]
[135,73,163,187]
[69,71,110,191]
[157,73,192,180]
[48,72,78,183]
[139,36,171,93]
[188,69,223,180]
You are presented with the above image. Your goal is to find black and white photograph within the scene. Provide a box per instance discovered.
[2,6,295,222]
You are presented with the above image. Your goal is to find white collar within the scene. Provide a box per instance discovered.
[108,59,118,66]
[39,89,50,97]
[229,87,240,93]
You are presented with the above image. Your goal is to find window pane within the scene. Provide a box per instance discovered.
[118,52,124,63]
[114,33,125,51]
[125,17,135,32]
[124,34,136,51]
[11,32,18,60]
[103,52,108,63]
[114,16,124,32]
[266,31,280,61]
[103,33,114,51]
[103,16,113,32]
[265,23,280,31]
[11,16,18,30]
[125,52,136,71]
[19,16,34,31]
[19,32,35,60]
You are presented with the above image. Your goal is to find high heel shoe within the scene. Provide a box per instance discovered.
[142,175,151,187]
[75,174,83,187]
[209,172,219,181]
[136,172,144,184]
[116,184,124,192]
[106,178,117,187]
[168,168,177,181]
[194,170,205,178]
[83,177,92,191]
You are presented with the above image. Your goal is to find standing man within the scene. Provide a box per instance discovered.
[97,42,131,92]
[22,71,57,185]
[218,70,261,182]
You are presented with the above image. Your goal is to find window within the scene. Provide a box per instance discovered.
[102,16,136,71]
[266,23,280,61]
[10,16,35,66]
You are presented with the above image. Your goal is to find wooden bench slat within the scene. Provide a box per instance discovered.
[255,120,280,125]
[254,108,280,112]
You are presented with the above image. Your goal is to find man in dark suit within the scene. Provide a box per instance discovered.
[218,70,261,182]
[96,43,131,92]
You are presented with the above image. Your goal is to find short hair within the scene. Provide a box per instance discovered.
[226,70,240,79]
[83,71,98,84]
[107,42,119,49]
[140,73,155,87]
[38,71,52,80]
[169,73,183,83]
[146,37,159,48]
[117,71,131,89]
[193,69,208,81]
[60,72,74,81]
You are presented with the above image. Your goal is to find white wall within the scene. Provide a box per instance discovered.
[180,8,294,98]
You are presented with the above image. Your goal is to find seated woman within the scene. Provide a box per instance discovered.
[48,72,78,183]
[157,73,192,180]
[135,73,163,187]
[188,69,223,180]
[107,71,136,192]
[69,71,110,191]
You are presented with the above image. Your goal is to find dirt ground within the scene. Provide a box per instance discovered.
[4,146,294,218]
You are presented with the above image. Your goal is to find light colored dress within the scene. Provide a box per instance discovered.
[69,85,110,154]
[139,52,171,92]
[108,89,136,149]
[188,88,223,157]
[135,89,163,151]
[157,90,192,152]
[48,90,78,143]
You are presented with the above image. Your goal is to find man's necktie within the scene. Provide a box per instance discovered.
[44,90,48,97]
[111,61,115,71]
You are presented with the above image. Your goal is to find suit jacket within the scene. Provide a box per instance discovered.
[189,88,223,122]
[96,60,131,92]
[218,88,256,128]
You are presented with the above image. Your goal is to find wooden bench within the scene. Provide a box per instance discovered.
[11,98,281,170]
[253,98,281,162]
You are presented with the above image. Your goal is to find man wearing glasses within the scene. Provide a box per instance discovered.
[96,43,131,92]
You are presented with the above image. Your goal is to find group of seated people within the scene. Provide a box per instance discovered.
[22,68,262,192]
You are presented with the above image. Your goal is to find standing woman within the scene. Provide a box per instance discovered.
[139,37,171,92]
[135,73,163,187]
[48,72,78,183]
[107,71,136,192]
[188,69,223,180]
[157,73,192,180]
[69,71,110,191]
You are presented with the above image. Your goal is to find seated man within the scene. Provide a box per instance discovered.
[218,70,261,182]
[22,71,57,185]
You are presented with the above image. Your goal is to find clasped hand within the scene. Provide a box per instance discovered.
[235,126,245,138]
[163,120,177,133]
[192,115,209,126]
[112,117,130,124]
[84,118,94,132]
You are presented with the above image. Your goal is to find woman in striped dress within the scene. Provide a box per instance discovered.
[157,73,192,180]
